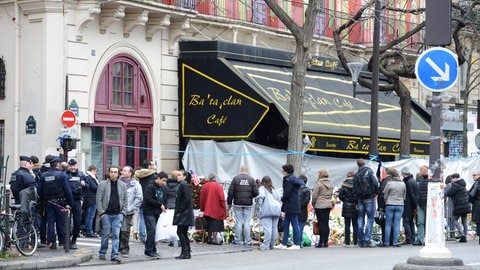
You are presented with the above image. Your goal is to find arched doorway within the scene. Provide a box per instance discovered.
[90,54,153,178]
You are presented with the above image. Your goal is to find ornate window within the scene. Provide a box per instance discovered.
[112,61,134,108]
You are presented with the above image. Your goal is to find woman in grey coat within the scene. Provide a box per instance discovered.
[382,167,405,247]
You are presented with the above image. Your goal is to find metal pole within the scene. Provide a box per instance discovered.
[429,92,442,181]
[65,205,71,253]
[370,0,380,157]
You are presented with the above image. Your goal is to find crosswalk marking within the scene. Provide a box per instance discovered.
[77,237,100,248]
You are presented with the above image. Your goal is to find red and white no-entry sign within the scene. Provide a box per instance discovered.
[61,110,76,128]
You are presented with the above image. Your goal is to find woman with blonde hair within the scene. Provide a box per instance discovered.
[311,169,334,248]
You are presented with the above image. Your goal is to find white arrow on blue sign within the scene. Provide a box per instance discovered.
[415,47,458,92]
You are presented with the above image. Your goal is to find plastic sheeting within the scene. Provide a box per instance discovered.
[182,140,480,190]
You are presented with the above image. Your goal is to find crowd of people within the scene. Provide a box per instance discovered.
[8,154,480,262]
[8,155,196,262]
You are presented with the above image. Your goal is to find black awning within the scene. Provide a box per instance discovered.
[179,40,431,157]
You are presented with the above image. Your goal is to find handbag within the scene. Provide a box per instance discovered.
[312,213,319,235]
[374,210,385,225]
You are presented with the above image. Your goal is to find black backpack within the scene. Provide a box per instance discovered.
[354,169,376,199]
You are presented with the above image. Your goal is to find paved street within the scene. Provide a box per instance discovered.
[59,237,480,270]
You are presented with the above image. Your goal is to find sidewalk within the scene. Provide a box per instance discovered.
[0,237,252,270]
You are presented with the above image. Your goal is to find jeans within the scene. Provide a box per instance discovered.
[357,197,376,245]
[144,214,159,255]
[233,206,252,245]
[344,216,358,245]
[298,220,306,243]
[416,205,426,243]
[315,208,331,247]
[138,208,146,241]
[99,213,123,259]
[452,214,468,237]
[282,213,301,246]
[84,204,97,235]
[384,205,404,246]
[260,216,279,250]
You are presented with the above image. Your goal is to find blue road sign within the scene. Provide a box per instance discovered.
[415,47,458,92]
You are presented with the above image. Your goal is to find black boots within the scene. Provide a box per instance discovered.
[175,250,191,259]
[70,238,78,249]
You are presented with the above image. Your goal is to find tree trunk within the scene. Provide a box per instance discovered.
[398,82,411,158]
[287,45,308,174]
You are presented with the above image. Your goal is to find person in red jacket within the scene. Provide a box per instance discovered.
[200,173,227,245]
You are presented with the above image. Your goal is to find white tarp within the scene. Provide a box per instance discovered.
[182,140,480,189]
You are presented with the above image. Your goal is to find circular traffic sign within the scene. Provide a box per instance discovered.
[415,47,458,92]
[61,110,77,128]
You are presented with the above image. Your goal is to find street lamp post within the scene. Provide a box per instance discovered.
[347,62,364,98]
[347,0,381,159]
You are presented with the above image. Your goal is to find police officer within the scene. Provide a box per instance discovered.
[9,155,37,222]
[65,159,88,249]
[38,157,74,250]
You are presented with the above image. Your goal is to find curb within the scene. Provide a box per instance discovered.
[0,248,93,270]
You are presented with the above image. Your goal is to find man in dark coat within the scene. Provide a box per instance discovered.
[274,164,303,250]
[469,170,480,244]
[10,155,38,223]
[143,172,167,258]
[297,174,311,245]
[414,165,430,246]
[227,165,258,247]
[353,158,379,248]
[338,171,358,246]
[400,167,418,245]
[133,159,157,242]
[446,173,471,243]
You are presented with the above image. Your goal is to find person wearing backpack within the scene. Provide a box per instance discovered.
[298,174,311,246]
[353,158,379,248]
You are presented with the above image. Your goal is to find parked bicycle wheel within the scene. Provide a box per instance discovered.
[13,221,37,256]
[0,228,5,252]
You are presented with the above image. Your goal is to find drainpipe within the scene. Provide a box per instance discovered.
[13,0,20,163]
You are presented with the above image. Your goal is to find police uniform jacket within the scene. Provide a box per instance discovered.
[38,168,74,207]
[66,170,88,200]
[10,167,37,203]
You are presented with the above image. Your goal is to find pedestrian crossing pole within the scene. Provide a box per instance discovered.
[65,205,71,253]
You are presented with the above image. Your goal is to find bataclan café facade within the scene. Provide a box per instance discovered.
[178,40,430,161]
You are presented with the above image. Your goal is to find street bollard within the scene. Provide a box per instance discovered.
[65,205,71,253]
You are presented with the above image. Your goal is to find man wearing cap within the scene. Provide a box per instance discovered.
[9,155,38,222]
[38,157,74,249]
[200,173,227,245]
[65,159,88,249]
[400,167,418,245]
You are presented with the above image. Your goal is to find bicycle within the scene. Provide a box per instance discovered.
[0,203,38,256]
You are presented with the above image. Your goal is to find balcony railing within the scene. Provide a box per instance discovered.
[157,0,422,51]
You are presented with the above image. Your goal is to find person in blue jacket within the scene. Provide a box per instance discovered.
[274,164,303,250]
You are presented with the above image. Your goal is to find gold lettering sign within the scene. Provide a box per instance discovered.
[188,93,244,126]
[306,134,429,157]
